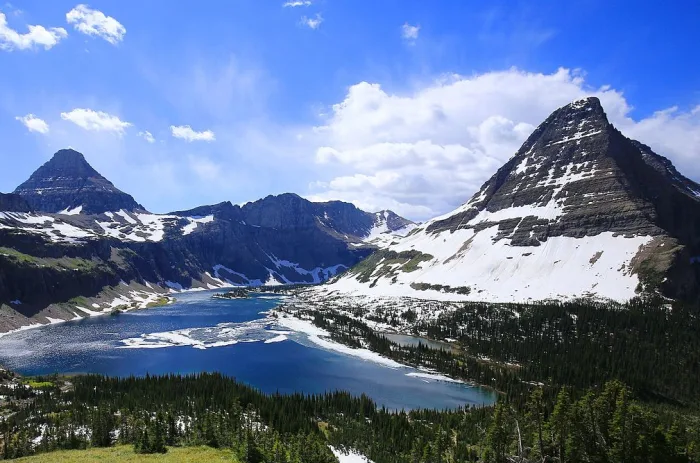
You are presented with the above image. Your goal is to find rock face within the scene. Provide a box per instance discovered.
[0,193,31,212]
[239,194,414,240]
[14,149,144,214]
[0,150,414,330]
[330,97,700,302]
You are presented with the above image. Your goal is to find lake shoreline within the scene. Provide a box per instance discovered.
[0,290,496,411]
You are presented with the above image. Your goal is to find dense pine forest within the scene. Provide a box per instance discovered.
[297,295,700,406]
[0,373,698,462]
[0,295,698,461]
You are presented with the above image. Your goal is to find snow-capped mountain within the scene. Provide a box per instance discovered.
[327,97,700,303]
[0,150,413,332]
[363,211,418,246]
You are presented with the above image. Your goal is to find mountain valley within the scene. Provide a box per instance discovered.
[1,98,700,463]
[0,149,415,333]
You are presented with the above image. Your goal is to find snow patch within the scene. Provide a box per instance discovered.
[405,372,465,384]
[58,205,83,215]
[330,447,374,463]
[182,215,214,235]
[276,315,403,368]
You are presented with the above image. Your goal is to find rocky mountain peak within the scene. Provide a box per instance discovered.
[426,96,640,240]
[44,149,98,176]
[14,149,145,215]
[333,97,700,303]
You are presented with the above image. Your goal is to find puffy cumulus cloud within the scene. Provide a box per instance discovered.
[0,11,67,51]
[300,14,323,29]
[307,68,700,221]
[170,125,216,142]
[60,108,132,133]
[66,4,125,44]
[401,23,420,41]
[138,130,155,143]
[15,114,49,133]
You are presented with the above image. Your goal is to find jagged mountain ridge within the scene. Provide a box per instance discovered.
[0,149,414,331]
[14,149,145,214]
[328,97,700,302]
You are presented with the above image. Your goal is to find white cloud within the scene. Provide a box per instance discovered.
[15,114,49,133]
[170,125,216,142]
[66,4,125,44]
[0,11,67,51]
[401,23,420,41]
[306,68,700,220]
[283,1,311,6]
[138,130,155,143]
[60,108,132,133]
[300,14,323,29]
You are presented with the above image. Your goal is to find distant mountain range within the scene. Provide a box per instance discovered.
[0,150,415,332]
[4,96,700,332]
[327,97,700,303]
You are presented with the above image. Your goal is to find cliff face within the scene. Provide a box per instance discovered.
[329,98,700,303]
[0,193,31,212]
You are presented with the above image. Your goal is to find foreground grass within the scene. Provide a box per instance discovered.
[15,446,237,462]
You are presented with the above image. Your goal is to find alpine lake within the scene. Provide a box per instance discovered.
[0,290,495,411]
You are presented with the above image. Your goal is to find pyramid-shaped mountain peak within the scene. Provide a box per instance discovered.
[429,97,700,240]
[332,97,700,303]
[35,149,100,178]
[14,148,145,215]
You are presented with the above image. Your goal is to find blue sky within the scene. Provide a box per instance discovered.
[1,0,699,220]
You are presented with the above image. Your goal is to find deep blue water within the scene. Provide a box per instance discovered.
[0,290,495,410]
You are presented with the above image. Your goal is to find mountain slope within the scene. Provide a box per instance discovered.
[328,97,700,302]
[14,149,144,214]
[0,193,31,212]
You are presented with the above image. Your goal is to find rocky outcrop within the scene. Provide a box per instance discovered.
[14,149,144,214]
[0,193,31,212]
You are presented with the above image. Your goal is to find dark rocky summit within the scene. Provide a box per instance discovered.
[14,149,144,214]
[429,98,700,241]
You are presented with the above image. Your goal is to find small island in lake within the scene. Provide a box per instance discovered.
[212,288,250,299]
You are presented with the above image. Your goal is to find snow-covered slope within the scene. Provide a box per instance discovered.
[325,97,700,303]
[0,210,215,243]
[328,227,653,302]
[363,210,418,246]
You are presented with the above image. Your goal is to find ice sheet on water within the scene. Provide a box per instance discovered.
[118,318,299,350]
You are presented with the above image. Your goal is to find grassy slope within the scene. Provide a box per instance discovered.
[14,446,237,462]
